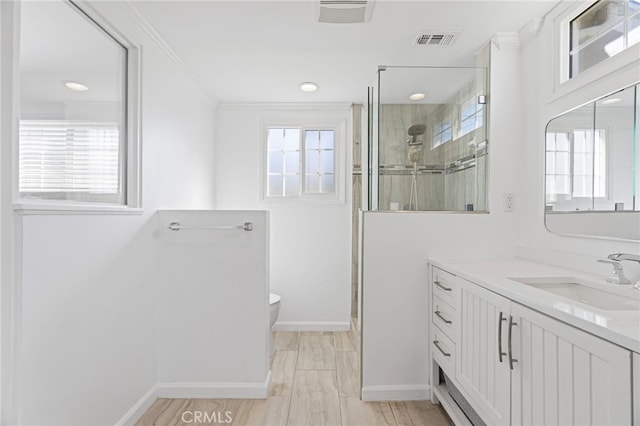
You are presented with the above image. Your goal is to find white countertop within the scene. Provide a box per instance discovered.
[429,257,640,353]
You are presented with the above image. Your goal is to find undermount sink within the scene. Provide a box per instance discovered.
[509,277,640,311]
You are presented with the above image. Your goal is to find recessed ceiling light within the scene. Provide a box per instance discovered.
[409,92,426,101]
[601,98,621,105]
[65,81,89,92]
[300,82,318,92]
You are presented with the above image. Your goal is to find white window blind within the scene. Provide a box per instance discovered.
[19,120,123,202]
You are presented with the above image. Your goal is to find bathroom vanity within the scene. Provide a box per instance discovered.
[428,257,640,426]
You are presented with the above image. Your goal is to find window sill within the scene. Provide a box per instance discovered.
[261,194,345,205]
[13,201,144,216]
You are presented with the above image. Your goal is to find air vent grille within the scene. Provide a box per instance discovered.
[316,0,375,24]
[413,31,461,46]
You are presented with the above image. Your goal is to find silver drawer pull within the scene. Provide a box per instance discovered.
[434,280,452,292]
[433,340,451,357]
[435,310,452,324]
[508,315,518,370]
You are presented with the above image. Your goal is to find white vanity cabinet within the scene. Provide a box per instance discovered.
[456,278,511,425]
[431,266,635,426]
[510,302,632,425]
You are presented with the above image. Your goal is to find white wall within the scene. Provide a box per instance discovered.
[517,4,640,278]
[215,105,352,330]
[16,3,216,425]
[361,39,523,400]
[156,210,269,395]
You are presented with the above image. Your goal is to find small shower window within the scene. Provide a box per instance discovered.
[459,96,484,137]
[431,117,452,149]
[266,126,336,198]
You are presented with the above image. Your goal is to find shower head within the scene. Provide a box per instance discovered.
[408,124,426,136]
[407,124,426,145]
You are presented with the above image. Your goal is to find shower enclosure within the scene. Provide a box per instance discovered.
[365,66,489,212]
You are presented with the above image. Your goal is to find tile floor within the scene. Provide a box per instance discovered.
[136,328,453,425]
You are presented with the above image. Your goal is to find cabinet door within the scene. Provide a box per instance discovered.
[511,302,632,426]
[456,278,511,425]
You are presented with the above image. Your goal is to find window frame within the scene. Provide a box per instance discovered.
[568,0,640,79]
[13,0,142,214]
[556,0,640,96]
[261,120,344,204]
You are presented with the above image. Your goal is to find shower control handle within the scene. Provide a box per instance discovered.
[498,311,507,363]
[434,281,452,292]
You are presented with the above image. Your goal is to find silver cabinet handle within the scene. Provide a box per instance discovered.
[508,315,518,370]
[498,311,507,363]
[434,280,452,292]
[435,310,452,324]
[433,340,451,357]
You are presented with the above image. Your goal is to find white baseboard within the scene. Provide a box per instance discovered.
[157,372,272,399]
[116,385,159,426]
[361,384,430,401]
[272,321,351,331]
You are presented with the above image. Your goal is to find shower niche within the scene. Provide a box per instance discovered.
[365,66,488,212]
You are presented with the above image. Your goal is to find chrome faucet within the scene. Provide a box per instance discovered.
[597,259,631,285]
[603,253,640,288]
[607,253,640,263]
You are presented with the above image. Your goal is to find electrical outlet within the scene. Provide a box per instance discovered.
[504,193,515,212]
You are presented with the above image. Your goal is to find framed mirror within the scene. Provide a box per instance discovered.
[545,83,639,240]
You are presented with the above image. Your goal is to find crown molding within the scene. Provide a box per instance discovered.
[116,2,220,110]
[491,32,521,51]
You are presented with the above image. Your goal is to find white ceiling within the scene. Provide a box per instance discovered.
[133,0,560,104]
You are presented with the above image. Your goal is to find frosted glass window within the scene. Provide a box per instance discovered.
[267,128,301,197]
[569,0,640,77]
[320,131,334,149]
[266,127,337,198]
[284,129,299,150]
[321,175,335,193]
[306,131,319,149]
[304,129,335,194]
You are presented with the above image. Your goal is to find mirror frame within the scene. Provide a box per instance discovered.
[544,82,639,241]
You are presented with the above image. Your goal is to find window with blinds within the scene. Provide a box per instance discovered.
[19,120,124,203]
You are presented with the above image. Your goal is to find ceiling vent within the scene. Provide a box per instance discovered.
[314,0,376,24]
[413,31,462,47]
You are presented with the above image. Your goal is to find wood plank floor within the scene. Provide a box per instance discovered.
[136,326,453,426]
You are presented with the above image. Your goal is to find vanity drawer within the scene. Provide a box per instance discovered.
[432,296,456,339]
[432,267,458,307]
[432,326,456,377]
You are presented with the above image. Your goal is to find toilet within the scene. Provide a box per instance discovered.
[269,293,281,327]
[269,293,281,356]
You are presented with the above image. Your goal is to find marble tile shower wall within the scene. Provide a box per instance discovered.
[378,76,487,211]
